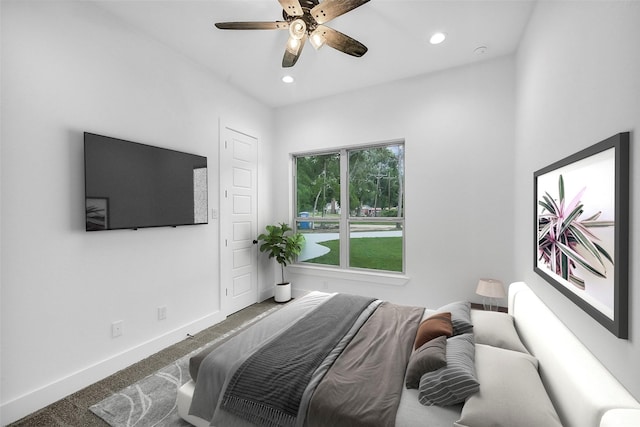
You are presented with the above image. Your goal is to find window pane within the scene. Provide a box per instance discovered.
[296,153,341,219]
[294,142,404,274]
[297,221,340,267]
[349,221,403,272]
[349,144,404,218]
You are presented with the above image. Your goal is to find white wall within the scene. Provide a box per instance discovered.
[0,1,274,423]
[274,56,517,308]
[514,0,640,398]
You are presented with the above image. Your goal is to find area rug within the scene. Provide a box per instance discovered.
[90,306,282,427]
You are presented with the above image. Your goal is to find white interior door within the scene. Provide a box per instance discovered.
[220,126,259,315]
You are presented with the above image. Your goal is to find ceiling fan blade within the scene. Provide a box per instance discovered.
[215,21,289,30]
[278,0,304,17]
[282,33,307,67]
[310,0,370,25]
[315,25,367,57]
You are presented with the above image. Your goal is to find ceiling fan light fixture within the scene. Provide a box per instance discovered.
[214,0,370,67]
[429,32,447,45]
[309,30,326,50]
[282,75,295,83]
[289,19,307,40]
[288,37,301,51]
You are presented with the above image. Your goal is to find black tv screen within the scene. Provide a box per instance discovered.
[84,132,208,231]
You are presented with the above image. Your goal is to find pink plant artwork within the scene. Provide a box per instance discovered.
[537,175,614,290]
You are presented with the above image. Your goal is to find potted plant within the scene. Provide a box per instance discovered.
[257,222,305,302]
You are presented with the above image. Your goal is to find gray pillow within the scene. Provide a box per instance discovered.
[406,335,447,389]
[437,301,473,335]
[418,333,479,406]
[470,309,530,354]
[455,344,561,427]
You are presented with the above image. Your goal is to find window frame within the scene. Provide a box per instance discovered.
[292,139,405,275]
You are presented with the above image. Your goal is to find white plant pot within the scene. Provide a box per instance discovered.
[275,282,291,303]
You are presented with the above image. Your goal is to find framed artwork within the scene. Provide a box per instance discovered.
[86,197,109,231]
[534,132,629,338]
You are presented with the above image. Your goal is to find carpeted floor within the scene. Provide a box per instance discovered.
[9,299,283,427]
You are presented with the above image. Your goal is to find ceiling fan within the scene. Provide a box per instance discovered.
[215,0,370,67]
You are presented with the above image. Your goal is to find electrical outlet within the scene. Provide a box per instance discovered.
[158,306,167,320]
[112,320,123,338]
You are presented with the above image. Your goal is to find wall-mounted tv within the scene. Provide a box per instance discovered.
[84,132,208,231]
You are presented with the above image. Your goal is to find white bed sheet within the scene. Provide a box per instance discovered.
[177,378,462,427]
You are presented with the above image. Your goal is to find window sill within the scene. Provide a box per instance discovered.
[287,264,410,286]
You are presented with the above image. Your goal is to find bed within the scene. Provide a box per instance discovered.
[177,282,640,427]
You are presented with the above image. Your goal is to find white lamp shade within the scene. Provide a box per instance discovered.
[476,279,506,298]
[309,29,326,49]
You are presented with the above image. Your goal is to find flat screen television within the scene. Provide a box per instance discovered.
[84,132,208,231]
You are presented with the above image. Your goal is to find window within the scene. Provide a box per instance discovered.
[294,141,405,273]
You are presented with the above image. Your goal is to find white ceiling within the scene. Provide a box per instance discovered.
[94,0,536,108]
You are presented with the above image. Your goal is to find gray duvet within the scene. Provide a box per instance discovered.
[188,292,424,427]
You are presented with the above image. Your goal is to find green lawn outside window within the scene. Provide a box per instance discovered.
[304,236,402,272]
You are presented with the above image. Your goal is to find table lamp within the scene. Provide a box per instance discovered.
[476,279,506,311]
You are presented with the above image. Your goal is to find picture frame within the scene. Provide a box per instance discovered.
[533,132,629,338]
[86,197,109,231]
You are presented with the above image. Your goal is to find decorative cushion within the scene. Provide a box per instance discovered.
[437,301,473,335]
[470,309,530,354]
[406,335,447,389]
[414,312,453,349]
[455,344,562,427]
[418,333,479,406]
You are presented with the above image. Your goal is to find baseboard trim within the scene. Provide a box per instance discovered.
[259,287,274,302]
[0,310,226,426]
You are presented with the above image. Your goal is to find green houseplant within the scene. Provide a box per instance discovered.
[257,222,305,302]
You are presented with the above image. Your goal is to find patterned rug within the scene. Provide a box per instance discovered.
[90,306,282,427]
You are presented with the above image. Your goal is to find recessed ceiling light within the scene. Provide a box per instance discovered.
[474,46,488,55]
[282,75,295,84]
[429,32,446,45]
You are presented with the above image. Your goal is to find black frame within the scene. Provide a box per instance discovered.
[84,132,208,231]
[533,132,629,338]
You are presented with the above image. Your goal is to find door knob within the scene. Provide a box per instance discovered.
[252,239,258,244]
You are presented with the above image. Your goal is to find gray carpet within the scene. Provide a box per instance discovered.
[90,306,282,427]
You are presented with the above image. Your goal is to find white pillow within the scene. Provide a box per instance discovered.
[470,309,529,354]
[455,344,562,427]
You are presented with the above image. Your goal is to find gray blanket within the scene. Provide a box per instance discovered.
[220,294,376,427]
[189,292,334,422]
